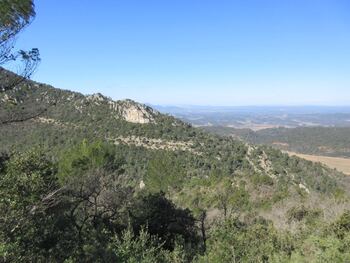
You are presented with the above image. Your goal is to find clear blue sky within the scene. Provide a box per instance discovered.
[13,0,350,106]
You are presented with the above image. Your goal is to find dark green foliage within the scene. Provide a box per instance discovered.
[144,152,185,193]
[111,227,187,263]
[287,205,323,224]
[198,214,350,263]
[58,139,124,183]
[1,142,350,262]
[0,152,9,173]
[332,211,350,239]
[0,147,200,262]
[213,176,250,218]
[206,126,350,158]
[131,192,199,252]
[0,0,34,29]
[0,147,126,261]
[198,217,278,263]
[251,172,275,186]
[0,150,74,262]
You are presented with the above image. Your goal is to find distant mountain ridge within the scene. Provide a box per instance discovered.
[153,104,350,114]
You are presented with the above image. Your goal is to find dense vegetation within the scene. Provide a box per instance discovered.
[1,75,350,262]
[1,1,350,260]
[1,141,350,262]
[1,72,350,262]
[204,126,350,157]
[0,143,199,262]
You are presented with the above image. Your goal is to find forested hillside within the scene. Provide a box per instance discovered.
[1,69,350,261]
[204,126,350,157]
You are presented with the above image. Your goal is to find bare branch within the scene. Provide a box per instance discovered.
[0,107,47,125]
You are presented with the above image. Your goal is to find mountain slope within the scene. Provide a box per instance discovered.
[1,69,350,228]
[203,126,350,157]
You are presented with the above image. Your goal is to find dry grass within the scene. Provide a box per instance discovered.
[287,151,350,175]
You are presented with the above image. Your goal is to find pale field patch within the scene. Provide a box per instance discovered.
[286,151,350,175]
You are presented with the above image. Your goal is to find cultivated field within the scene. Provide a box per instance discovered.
[287,152,350,175]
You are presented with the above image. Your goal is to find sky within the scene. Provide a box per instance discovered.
[12,0,350,106]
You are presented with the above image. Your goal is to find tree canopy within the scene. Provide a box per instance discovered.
[0,0,40,91]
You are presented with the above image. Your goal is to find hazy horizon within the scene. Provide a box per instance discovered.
[151,103,350,108]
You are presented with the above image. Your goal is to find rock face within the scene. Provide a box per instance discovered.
[112,99,159,124]
[84,93,159,124]
[86,93,107,103]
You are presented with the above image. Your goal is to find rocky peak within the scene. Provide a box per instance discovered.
[111,99,159,124]
[86,93,108,103]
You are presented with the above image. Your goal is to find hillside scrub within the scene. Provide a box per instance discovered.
[1,71,350,262]
[1,142,350,262]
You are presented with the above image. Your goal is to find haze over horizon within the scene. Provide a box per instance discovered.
[9,0,350,106]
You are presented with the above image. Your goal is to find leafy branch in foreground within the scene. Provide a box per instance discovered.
[0,0,43,126]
